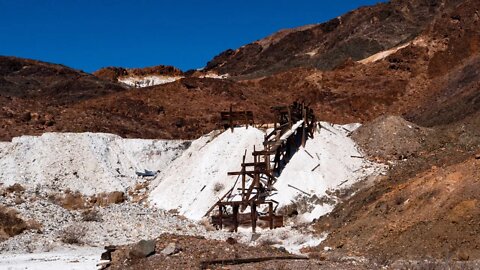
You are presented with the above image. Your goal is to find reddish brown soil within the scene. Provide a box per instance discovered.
[310,108,480,261]
[0,205,28,241]
[313,155,480,261]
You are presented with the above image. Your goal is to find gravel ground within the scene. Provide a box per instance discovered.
[0,186,325,258]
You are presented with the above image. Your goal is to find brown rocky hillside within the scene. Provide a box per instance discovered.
[205,0,452,78]
[1,0,479,144]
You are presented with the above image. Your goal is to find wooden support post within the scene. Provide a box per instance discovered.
[251,202,257,233]
[273,151,281,174]
[287,106,292,128]
[241,151,246,202]
[230,105,235,132]
[265,153,271,188]
[218,205,223,229]
[268,202,274,229]
[245,111,248,129]
[233,204,239,232]
[253,145,259,189]
[302,104,307,148]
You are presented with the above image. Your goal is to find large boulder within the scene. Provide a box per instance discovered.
[128,239,156,259]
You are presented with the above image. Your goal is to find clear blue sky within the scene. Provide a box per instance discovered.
[0,0,386,73]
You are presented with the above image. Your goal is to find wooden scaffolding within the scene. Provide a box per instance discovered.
[207,102,316,232]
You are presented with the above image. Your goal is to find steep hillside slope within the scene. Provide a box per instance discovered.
[402,0,480,125]
[314,154,480,261]
[205,0,447,78]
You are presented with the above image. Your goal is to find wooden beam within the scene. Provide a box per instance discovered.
[200,255,308,269]
[252,150,276,156]
[228,169,273,175]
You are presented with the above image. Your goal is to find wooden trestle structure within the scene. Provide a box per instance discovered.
[207,102,316,232]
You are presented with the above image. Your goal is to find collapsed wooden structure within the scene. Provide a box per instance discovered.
[208,102,316,232]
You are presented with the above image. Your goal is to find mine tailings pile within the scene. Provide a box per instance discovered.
[207,102,316,232]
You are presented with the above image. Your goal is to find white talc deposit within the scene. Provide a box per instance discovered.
[272,122,383,222]
[0,133,188,195]
[118,75,183,87]
[149,128,265,220]
[0,123,384,222]
[149,123,385,222]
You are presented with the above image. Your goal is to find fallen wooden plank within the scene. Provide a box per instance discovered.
[200,255,308,269]
[304,149,314,159]
[339,179,349,186]
[287,184,311,196]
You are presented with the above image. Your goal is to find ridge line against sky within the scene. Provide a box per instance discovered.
[0,0,386,73]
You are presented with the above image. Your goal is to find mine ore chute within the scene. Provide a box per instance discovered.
[207,102,316,232]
